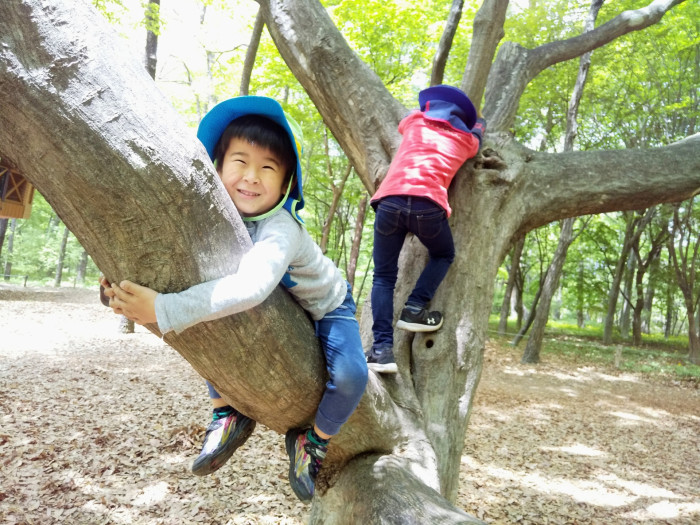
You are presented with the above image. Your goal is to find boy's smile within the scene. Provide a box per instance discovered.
[218,138,288,217]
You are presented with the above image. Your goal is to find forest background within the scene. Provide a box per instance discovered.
[1,0,698,367]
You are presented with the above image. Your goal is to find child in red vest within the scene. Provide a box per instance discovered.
[367,85,486,373]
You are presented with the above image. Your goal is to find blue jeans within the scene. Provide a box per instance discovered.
[208,282,368,437]
[371,196,455,351]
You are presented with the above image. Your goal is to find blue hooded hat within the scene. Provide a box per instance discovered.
[197,96,305,223]
[418,85,477,133]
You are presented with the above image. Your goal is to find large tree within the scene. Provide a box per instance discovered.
[1,0,698,523]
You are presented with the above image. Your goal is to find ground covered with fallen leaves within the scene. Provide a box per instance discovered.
[1,284,699,524]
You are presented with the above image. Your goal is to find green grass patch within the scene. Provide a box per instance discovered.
[488,316,700,382]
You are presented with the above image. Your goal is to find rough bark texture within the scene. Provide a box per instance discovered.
[2,0,699,523]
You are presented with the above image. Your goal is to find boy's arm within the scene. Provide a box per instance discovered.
[155,217,301,334]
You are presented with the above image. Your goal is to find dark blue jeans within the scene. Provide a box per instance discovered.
[371,196,455,351]
[208,282,367,436]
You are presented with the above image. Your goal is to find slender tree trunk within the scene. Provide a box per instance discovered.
[430,0,464,86]
[514,266,524,331]
[240,9,265,96]
[320,137,351,253]
[76,249,88,285]
[498,236,524,335]
[512,272,545,346]
[521,218,575,363]
[144,0,160,80]
[619,255,635,339]
[54,224,69,287]
[576,259,585,327]
[4,218,16,280]
[346,195,367,289]
[603,209,655,344]
[0,217,7,259]
[521,0,602,362]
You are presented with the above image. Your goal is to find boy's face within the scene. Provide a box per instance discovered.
[218,138,288,217]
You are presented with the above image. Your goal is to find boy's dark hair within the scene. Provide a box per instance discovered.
[214,115,296,184]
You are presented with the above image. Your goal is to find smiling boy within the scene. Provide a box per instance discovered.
[102,97,368,502]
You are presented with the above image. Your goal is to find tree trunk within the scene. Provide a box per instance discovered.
[603,209,656,344]
[498,235,524,335]
[54,224,70,287]
[240,9,265,96]
[430,0,464,87]
[0,218,7,259]
[3,218,16,280]
[576,259,585,328]
[619,255,635,339]
[76,249,88,285]
[346,195,368,289]
[144,0,160,80]
[320,138,352,253]
[521,218,575,363]
[522,0,601,363]
[1,0,698,521]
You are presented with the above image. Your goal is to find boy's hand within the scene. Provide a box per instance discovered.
[110,280,158,325]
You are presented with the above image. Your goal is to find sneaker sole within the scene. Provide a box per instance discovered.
[368,362,398,374]
[396,318,443,332]
[285,430,313,503]
[191,418,256,476]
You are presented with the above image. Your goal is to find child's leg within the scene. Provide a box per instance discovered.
[192,380,256,476]
[370,197,409,362]
[397,198,455,332]
[286,283,368,502]
[406,206,455,307]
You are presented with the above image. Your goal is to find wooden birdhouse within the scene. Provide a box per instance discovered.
[0,157,35,219]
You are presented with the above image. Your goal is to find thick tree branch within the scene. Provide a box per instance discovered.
[461,0,508,107]
[490,133,700,237]
[256,0,405,191]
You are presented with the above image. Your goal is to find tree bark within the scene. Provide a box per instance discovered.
[1,0,698,522]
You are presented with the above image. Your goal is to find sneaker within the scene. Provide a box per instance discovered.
[366,347,398,374]
[396,307,443,332]
[285,428,328,502]
[191,410,256,476]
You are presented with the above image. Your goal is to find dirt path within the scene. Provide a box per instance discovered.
[1,285,699,524]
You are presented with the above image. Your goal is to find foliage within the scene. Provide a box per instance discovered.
[1,194,101,287]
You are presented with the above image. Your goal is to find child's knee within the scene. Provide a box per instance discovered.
[333,361,368,398]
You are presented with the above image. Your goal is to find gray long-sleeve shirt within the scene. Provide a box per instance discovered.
[154,210,347,334]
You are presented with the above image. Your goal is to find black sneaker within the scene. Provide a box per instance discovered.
[191,410,256,476]
[285,428,328,502]
[366,347,398,374]
[396,307,443,332]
